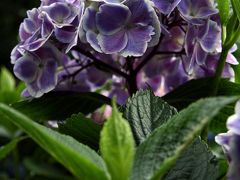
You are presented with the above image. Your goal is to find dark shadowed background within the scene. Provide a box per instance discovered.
[0,0,39,69]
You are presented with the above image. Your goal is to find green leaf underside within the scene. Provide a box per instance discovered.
[131,97,238,180]
[0,103,110,180]
[100,102,135,180]
[0,67,15,93]
[123,89,177,144]
[0,138,22,160]
[13,91,111,121]
[59,113,102,150]
[164,138,218,180]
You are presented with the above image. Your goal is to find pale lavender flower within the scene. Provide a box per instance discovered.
[216,101,240,180]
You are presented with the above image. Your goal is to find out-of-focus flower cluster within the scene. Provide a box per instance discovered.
[11,0,238,103]
[215,101,240,180]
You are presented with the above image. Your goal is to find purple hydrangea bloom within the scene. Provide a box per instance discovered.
[40,0,84,51]
[12,43,62,97]
[177,0,218,25]
[184,19,221,73]
[151,0,181,15]
[216,101,240,180]
[19,0,84,53]
[81,0,160,57]
[19,8,54,52]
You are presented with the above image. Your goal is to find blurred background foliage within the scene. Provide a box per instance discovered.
[0,0,39,69]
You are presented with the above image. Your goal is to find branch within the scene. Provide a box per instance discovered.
[73,47,129,79]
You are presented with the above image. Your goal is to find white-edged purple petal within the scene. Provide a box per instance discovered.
[227,114,240,136]
[38,58,58,93]
[98,31,128,54]
[96,3,130,35]
[86,31,102,53]
[152,0,181,15]
[121,26,154,57]
[13,55,39,83]
[215,132,233,151]
[200,20,221,52]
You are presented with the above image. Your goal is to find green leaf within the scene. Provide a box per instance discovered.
[0,103,110,180]
[123,89,177,144]
[217,0,230,25]
[209,105,234,133]
[59,113,102,150]
[231,0,240,22]
[0,67,15,92]
[100,101,135,180]
[13,91,111,121]
[163,78,240,133]
[0,138,21,160]
[164,138,218,180]
[131,96,238,180]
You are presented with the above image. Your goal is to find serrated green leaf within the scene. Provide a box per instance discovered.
[0,103,110,180]
[131,96,238,180]
[100,102,135,180]
[164,138,218,180]
[217,0,230,26]
[0,67,15,92]
[13,91,111,121]
[0,138,21,160]
[59,113,102,150]
[123,89,177,144]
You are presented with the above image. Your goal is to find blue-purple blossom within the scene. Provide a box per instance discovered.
[18,0,84,53]
[151,0,181,15]
[19,8,53,52]
[13,43,62,97]
[81,0,160,57]
[11,0,237,104]
[216,101,240,180]
[177,0,218,24]
[184,19,221,73]
[40,0,84,51]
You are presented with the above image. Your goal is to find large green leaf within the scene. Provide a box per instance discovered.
[13,92,111,121]
[163,78,240,133]
[100,102,135,180]
[123,90,177,144]
[163,78,240,109]
[0,103,110,180]
[131,97,238,180]
[231,0,240,22]
[164,138,218,180]
[59,113,102,150]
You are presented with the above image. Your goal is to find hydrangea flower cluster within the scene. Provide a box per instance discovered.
[11,0,238,103]
[216,101,240,180]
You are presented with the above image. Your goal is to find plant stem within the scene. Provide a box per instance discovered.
[212,47,230,95]
[73,47,129,79]
[126,57,138,95]
[13,148,20,180]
